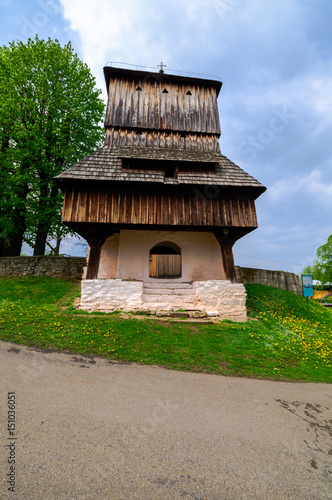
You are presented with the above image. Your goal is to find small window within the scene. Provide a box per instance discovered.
[186,90,192,96]
[136,86,142,91]
[165,165,177,178]
[162,88,169,94]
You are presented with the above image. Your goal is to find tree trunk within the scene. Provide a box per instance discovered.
[54,236,61,256]
[33,227,48,256]
[33,173,50,256]
[3,204,27,256]
[1,156,30,256]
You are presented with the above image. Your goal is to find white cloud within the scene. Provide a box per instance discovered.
[269,170,332,207]
[59,0,209,95]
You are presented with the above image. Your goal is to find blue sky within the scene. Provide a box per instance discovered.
[1,0,332,274]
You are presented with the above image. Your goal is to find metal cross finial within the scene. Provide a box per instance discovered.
[157,61,167,74]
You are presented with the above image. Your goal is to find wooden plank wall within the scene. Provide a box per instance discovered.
[105,77,221,135]
[105,129,221,152]
[62,185,258,229]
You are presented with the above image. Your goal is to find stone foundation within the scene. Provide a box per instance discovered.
[80,279,247,322]
[80,279,144,311]
[194,281,247,322]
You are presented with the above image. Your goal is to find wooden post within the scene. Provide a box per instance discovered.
[220,244,237,283]
[86,244,103,279]
[214,230,238,283]
[84,231,109,280]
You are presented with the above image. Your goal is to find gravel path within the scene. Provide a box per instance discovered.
[0,341,331,499]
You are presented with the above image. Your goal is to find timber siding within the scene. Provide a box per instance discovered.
[104,129,221,151]
[61,184,258,228]
[104,68,221,135]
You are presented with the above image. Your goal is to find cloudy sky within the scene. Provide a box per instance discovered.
[1,0,332,274]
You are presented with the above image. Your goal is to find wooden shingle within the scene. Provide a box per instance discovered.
[55,145,265,196]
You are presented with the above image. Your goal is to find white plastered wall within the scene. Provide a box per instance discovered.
[98,233,120,279]
[97,230,226,281]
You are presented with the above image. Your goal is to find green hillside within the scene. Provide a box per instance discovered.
[0,277,331,382]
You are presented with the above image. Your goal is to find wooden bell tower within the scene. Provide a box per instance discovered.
[54,64,265,317]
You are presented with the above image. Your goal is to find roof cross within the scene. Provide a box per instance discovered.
[157,61,167,74]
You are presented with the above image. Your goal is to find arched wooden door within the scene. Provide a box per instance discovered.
[149,243,181,279]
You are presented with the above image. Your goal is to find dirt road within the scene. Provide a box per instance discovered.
[0,341,331,499]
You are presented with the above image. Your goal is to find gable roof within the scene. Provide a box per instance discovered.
[54,146,266,196]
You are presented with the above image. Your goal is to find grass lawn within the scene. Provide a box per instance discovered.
[0,277,331,383]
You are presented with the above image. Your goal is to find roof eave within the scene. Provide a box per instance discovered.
[103,66,223,96]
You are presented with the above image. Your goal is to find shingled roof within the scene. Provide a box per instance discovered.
[55,146,266,195]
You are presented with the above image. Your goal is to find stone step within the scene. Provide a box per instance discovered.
[141,302,200,312]
[143,288,195,296]
[143,282,194,296]
[143,282,194,290]
[142,294,196,304]
[142,280,197,309]
[144,281,193,286]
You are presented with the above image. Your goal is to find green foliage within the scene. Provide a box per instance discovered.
[0,278,331,383]
[312,235,332,285]
[302,235,332,285]
[302,264,314,277]
[0,36,105,255]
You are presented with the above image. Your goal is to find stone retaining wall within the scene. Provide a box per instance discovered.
[236,266,302,295]
[0,256,86,280]
[0,257,302,296]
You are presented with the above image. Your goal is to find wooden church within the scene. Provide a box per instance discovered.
[55,65,266,320]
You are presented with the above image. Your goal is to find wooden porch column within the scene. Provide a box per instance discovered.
[86,245,103,279]
[214,230,238,283]
[220,244,237,283]
[82,231,109,280]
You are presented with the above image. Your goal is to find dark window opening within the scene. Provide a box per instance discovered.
[136,130,142,135]
[165,164,177,179]
[150,245,179,255]
[136,86,142,91]
[120,158,217,174]
[186,90,192,96]
[162,88,169,94]
[180,132,186,138]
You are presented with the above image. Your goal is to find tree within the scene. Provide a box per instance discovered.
[312,235,332,285]
[0,36,105,256]
[303,236,332,285]
[302,265,315,277]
